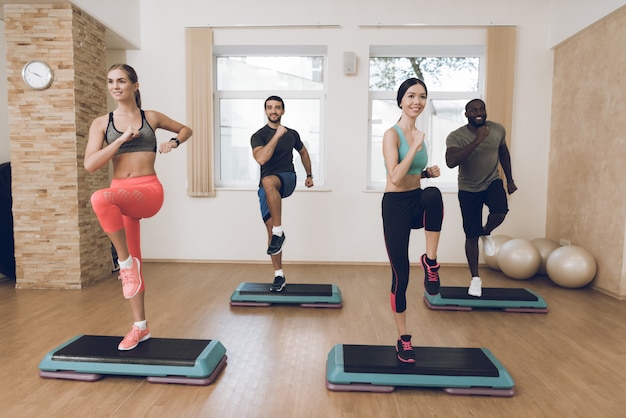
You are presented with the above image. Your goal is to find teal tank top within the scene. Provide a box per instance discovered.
[386,125,428,175]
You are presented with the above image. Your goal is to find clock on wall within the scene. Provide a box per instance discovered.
[22,60,54,90]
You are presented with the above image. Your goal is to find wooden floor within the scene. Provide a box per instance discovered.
[1,262,625,417]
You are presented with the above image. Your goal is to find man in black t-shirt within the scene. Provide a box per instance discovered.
[250,96,314,292]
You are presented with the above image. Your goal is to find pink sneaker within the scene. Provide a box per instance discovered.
[421,254,440,296]
[118,324,151,351]
[396,335,416,363]
[118,257,142,299]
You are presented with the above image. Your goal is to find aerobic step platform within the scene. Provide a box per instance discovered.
[326,344,514,396]
[424,286,548,313]
[39,335,227,386]
[230,282,342,308]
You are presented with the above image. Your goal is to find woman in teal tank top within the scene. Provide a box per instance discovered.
[381,78,444,363]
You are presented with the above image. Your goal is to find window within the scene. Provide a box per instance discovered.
[368,46,485,191]
[214,47,326,188]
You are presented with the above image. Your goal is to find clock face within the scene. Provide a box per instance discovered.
[22,61,53,90]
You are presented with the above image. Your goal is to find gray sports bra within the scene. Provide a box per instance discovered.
[105,110,157,154]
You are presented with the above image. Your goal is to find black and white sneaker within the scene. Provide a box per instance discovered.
[267,233,286,255]
[270,275,286,292]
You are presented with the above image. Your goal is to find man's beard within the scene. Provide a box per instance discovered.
[469,117,486,127]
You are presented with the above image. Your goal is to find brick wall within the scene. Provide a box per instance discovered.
[4,3,112,289]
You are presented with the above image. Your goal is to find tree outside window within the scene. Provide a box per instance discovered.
[368,53,483,191]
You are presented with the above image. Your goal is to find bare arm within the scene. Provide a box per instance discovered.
[383,127,424,186]
[445,125,489,168]
[253,125,287,165]
[498,139,517,194]
[84,115,138,173]
[298,146,314,188]
[146,110,193,154]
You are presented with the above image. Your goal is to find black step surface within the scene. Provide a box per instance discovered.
[51,335,212,367]
[343,345,499,377]
[439,286,538,301]
[239,283,333,296]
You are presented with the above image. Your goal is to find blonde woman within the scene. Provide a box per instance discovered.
[84,64,192,350]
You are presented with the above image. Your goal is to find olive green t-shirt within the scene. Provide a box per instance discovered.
[446,121,505,192]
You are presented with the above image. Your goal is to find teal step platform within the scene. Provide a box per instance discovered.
[326,344,514,396]
[230,282,342,308]
[424,286,548,313]
[39,335,227,386]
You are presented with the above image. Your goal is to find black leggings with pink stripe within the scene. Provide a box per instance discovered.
[382,187,443,313]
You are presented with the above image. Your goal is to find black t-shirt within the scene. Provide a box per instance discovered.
[250,124,304,183]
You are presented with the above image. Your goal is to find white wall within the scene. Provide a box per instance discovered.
[548,0,625,47]
[73,0,141,48]
[0,0,618,265]
[128,0,554,265]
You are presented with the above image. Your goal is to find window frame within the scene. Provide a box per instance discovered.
[367,45,486,192]
[213,45,327,189]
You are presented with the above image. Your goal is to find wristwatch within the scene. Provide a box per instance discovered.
[170,138,180,147]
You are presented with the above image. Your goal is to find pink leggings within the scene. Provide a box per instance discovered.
[91,175,164,283]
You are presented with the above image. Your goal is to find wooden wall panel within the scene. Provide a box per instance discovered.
[548,6,626,298]
[486,26,516,187]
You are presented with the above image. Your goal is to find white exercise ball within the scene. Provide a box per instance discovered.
[497,238,541,280]
[530,238,560,275]
[546,245,597,288]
